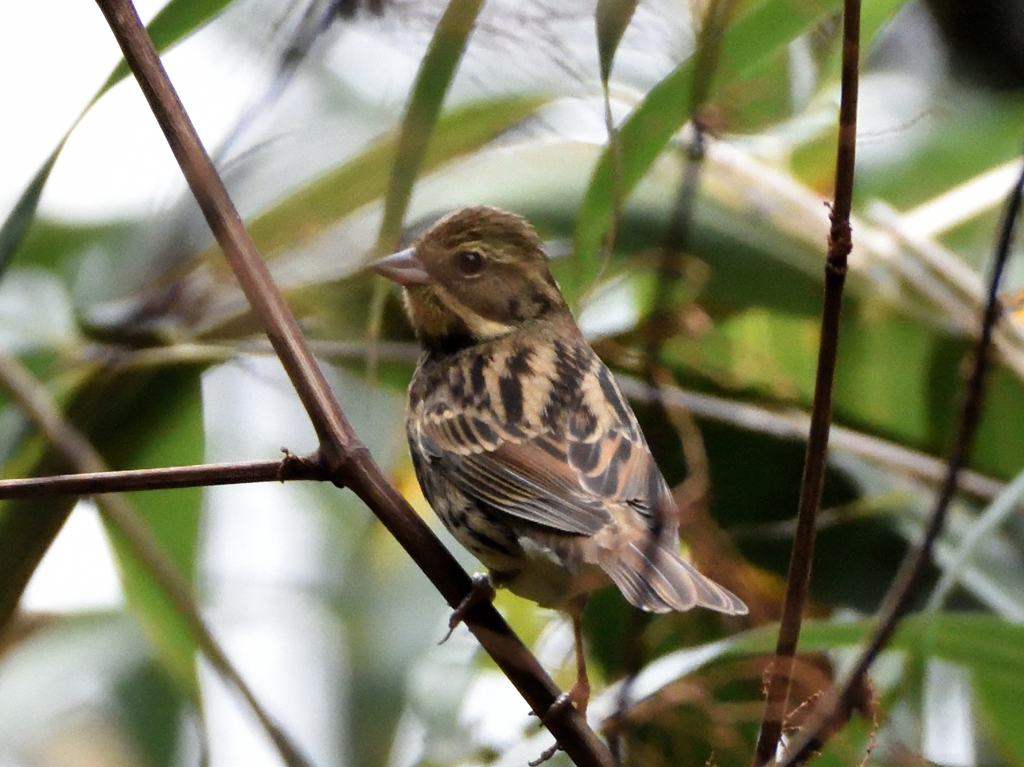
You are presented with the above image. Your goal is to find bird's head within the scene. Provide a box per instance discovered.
[369,206,571,351]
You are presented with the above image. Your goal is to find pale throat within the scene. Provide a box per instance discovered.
[405,286,515,342]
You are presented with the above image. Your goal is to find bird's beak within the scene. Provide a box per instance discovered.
[368,247,434,286]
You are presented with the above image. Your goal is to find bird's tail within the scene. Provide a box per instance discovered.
[602,541,747,615]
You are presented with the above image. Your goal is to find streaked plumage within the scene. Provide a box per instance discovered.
[370,206,746,712]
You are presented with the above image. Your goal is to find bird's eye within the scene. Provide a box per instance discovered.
[456,250,486,276]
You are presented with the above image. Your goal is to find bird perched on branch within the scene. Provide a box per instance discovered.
[369,205,746,716]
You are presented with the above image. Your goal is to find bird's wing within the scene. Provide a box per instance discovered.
[411,356,673,537]
[414,425,610,535]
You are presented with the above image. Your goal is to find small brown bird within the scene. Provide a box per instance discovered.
[370,206,746,714]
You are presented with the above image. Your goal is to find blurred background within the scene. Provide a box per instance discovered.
[2,1,1024,766]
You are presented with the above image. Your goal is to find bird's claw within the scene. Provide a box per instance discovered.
[529,741,562,766]
[528,661,592,764]
[440,573,495,644]
[528,680,591,765]
[538,682,588,721]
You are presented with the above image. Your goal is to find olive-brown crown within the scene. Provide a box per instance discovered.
[386,206,571,349]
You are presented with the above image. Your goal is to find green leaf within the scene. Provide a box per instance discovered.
[592,151,1024,484]
[9,218,124,274]
[0,145,65,281]
[633,614,1024,681]
[974,668,1024,764]
[574,0,843,288]
[666,297,1024,482]
[914,616,1024,763]
[1,0,234,272]
[228,96,547,267]
[100,0,236,94]
[596,0,640,83]
[116,661,190,767]
[378,0,488,253]
[819,97,1024,217]
[861,0,911,52]
[0,364,204,673]
[101,372,205,695]
[743,616,1024,762]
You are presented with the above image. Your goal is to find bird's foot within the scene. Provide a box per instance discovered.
[541,612,591,719]
[540,679,589,723]
[529,679,590,765]
[529,741,562,766]
[440,573,495,644]
[567,675,590,719]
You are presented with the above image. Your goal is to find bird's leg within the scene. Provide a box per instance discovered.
[440,573,496,643]
[532,599,591,764]
[538,596,592,718]
[569,612,590,716]
[542,613,590,717]
[531,616,589,765]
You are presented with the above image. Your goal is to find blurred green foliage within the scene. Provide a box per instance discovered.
[2,1,1024,766]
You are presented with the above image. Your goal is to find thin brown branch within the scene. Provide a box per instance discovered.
[137,340,1012,498]
[643,0,735,375]
[641,0,737,524]
[608,2,739,759]
[92,2,612,764]
[777,144,1024,767]
[0,357,105,474]
[0,353,313,767]
[752,2,861,764]
[0,456,325,499]
[93,2,350,461]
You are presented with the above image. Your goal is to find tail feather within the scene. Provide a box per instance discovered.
[603,542,747,616]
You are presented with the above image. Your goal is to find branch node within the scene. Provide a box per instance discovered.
[827,216,853,260]
[277,449,324,482]
[316,439,372,490]
[825,260,848,278]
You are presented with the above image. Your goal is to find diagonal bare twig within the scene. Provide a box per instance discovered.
[608,2,739,759]
[91,1,612,764]
[752,1,861,763]
[776,143,1024,767]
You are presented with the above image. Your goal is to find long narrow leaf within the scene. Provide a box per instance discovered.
[574,0,842,287]
[101,374,205,696]
[0,0,235,271]
[378,0,488,252]
[101,0,236,92]
[0,145,66,279]
[596,0,640,84]
[236,96,548,265]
